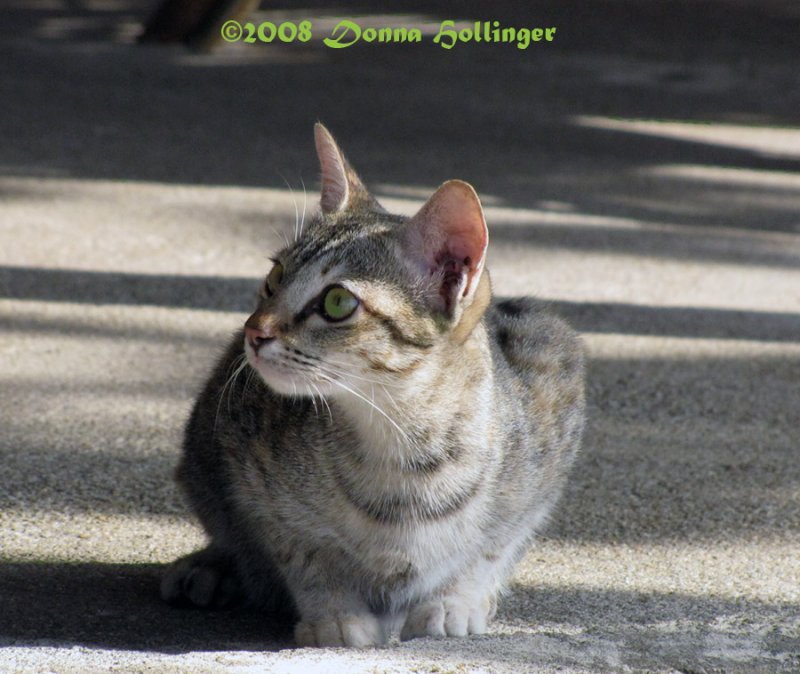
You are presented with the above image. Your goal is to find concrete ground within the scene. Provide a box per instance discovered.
[1,1,799,672]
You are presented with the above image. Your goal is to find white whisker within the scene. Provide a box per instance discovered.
[280,172,301,243]
[376,380,400,411]
[214,353,248,433]
[226,359,250,416]
[314,358,405,389]
[243,365,257,397]
[276,348,394,389]
[288,357,408,436]
[319,388,333,422]
[299,175,308,239]
[268,225,290,249]
[318,373,412,448]
[309,380,333,423]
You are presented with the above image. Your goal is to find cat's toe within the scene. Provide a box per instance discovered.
[295,612,385,648]
[443,599,469,636]
[183,564,226,607]
[160,547,241,609]
[466,593,496,634]
[160,555,194,605]
[401,601,446,640]
[401,594,493,640]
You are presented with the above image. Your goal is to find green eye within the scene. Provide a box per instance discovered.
[265,262,283,296]
[321,286,359,322]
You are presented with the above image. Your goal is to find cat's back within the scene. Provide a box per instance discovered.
[486,297,585,468]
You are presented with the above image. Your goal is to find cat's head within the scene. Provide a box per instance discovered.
[243,124,491,398]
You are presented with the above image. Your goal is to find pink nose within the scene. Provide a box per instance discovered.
[245,326,274,352]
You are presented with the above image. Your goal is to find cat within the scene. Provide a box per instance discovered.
[161,123,586,647]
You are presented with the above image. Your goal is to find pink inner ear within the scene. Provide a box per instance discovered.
[411,180,488,310]
[436,253,472,305]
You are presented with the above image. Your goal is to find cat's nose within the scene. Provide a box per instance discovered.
[245,326,274,352]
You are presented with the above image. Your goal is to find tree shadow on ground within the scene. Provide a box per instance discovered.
[2,266,798,542]
[2,350,797,545]
[2,1,799,194]
[3,265,799,341]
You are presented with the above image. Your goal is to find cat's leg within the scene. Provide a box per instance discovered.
[160,545,242,609]
[293,601,388,648]
[400,553,510,640]
[279,554,388,647]
[291,585,388,647]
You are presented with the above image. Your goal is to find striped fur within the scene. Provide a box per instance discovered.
[161,125,585,647]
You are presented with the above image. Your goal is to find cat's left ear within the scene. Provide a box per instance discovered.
[314,123,374,214]
[406,180,489,319]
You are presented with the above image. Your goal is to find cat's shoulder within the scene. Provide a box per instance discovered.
[485,297,585,381]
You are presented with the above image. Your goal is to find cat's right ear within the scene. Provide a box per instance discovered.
[314,123,371,214]
[405,180,490,327]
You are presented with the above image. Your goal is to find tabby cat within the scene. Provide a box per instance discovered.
[161,124,585,647]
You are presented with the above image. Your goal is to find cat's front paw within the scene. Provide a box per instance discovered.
[400,593,496,640]
[295,611,386,648]
[160,546,241,609]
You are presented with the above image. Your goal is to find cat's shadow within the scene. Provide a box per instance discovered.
[0,561,293,652]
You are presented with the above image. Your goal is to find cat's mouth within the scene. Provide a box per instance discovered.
[245,341,335,397]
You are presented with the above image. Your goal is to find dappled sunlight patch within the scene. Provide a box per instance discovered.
[490,251,800,312]
[33,13,141,44]
[0,300,243,342]
[0,510,203,564]
[512,539,800,603]
[0,301,239,403]
[574,116,800,160]
[584,333,800,359]
[645,164,800,192]
[0,176,299,275]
